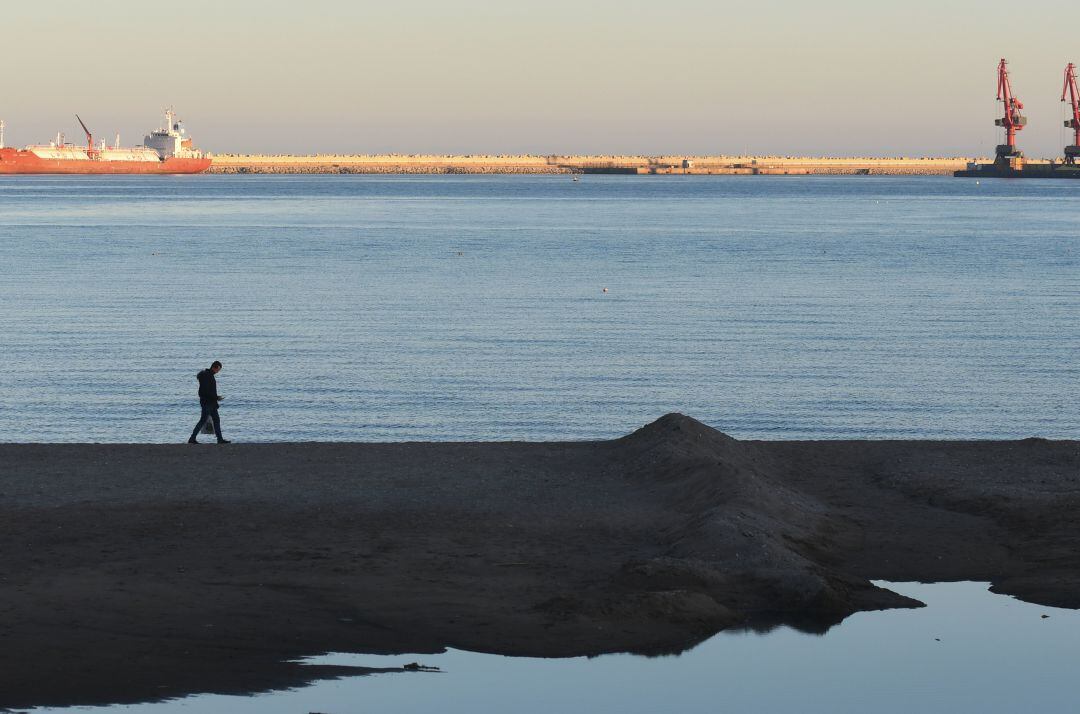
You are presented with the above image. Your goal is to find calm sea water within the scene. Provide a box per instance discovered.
[0,174,1077,442]
[28,582,1080,713]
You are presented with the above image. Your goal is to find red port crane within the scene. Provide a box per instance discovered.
[1062,63,1080,163]
[994,58,1027,160]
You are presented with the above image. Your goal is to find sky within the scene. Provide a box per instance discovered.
[2,0,1080,156]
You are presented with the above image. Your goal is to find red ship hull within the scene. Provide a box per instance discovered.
[0,148,211,174]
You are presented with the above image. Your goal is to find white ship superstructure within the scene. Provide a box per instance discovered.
[144,109,205,160]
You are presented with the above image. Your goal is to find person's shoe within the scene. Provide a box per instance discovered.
[188,438,199,444]
[217,439,231,444]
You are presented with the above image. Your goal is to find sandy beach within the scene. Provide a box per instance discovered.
[1,414,1077,709]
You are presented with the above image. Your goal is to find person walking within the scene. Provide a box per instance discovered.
[188,360,231,444]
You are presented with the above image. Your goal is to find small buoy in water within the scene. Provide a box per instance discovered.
[602,287,608,293]
[976,180,980,185]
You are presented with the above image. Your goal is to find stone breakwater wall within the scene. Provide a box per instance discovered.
[208,154,978,176]
[210,154,572,175]
[211,163,570,175]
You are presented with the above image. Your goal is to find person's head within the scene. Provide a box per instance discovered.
[211,360,222,374]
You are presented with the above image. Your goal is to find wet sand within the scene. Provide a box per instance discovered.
[1,414,1077,709]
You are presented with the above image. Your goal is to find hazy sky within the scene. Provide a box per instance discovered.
[2,0,1080,156]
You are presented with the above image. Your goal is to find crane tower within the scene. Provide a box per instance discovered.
[994,58,1027,163]
[1062,63,1080,164]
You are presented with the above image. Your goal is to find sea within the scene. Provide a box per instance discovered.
[1,173,1077,443]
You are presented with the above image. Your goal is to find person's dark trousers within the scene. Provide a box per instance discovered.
[190,401,223,441]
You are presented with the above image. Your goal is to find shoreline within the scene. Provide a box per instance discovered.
[2,414,1077,708]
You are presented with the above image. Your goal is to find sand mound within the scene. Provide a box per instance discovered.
[600,415,921,626]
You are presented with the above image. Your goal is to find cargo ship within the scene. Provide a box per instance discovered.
[0,109,211,174]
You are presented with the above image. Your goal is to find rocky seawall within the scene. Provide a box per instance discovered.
[207,155,976,176]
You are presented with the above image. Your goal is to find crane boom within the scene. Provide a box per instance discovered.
[75,114,93,153]
[993,58,1026,160]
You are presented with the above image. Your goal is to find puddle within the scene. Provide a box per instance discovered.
[30,582,1080,713]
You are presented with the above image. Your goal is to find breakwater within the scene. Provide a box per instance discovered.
[208,154,975,176]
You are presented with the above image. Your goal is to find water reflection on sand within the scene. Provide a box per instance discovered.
[35,582,1080,714]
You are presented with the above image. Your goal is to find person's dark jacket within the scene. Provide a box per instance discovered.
[196,369,220,405]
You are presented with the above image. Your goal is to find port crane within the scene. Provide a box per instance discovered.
[1062,63,1080,163]
[994,58,1027,160]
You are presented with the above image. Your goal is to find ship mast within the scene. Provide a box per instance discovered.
[0,120,5,149]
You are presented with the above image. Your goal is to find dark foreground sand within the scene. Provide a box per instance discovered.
[1,414,1077,709]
